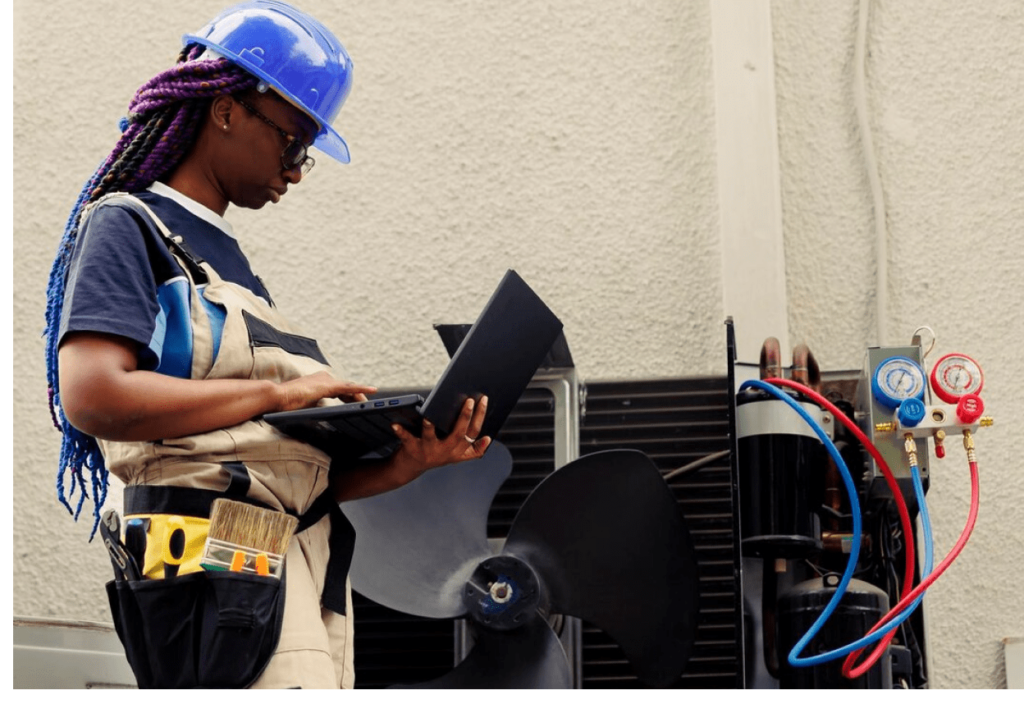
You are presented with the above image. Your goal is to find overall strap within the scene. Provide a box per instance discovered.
[299,492,357,615]
[88,192,210,286]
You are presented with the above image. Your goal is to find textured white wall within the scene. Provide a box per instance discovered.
[11,0,1023,689]
[772,0,1024,688]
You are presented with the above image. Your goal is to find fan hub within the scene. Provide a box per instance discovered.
[489,582,513,603]
[463,555,541,631]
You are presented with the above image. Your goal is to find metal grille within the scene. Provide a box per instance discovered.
[352,377,740,689]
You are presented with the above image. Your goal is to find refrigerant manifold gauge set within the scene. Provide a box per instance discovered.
[871,352,990,456]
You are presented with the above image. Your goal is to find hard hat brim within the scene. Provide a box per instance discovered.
[183,36,352,164]
[309,123,351,164]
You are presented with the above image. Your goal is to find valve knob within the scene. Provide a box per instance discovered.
[933,429,947,459]
[956,393,985,424]
[897,398,926,428]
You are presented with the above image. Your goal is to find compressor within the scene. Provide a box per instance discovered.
[730,325,989,689]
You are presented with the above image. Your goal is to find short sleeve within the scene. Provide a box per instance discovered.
[58,202,163,367]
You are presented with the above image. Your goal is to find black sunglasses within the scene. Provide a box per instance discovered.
[236,98,316,175]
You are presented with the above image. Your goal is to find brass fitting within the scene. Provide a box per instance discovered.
[904,433,919,468]
[876,421,896,434]
[963,430,977,463]
[979,417,994,427]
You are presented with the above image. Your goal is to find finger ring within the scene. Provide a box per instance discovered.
[465,435,477,444]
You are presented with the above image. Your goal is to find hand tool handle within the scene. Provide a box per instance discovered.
[100,509,134,581]
[163,517,187,580]
[124,518,149,577]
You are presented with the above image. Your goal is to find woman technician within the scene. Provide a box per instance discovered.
[44,1,489,689]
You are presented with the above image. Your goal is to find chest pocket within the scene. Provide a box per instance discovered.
[241,310,330,383]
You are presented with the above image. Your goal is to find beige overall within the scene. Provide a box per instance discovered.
[92,194,355,688]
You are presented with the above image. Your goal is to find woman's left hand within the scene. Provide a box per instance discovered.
[391,395,491,473]
[329,395,491,503]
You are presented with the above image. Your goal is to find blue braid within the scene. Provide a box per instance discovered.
[45,159,111,537]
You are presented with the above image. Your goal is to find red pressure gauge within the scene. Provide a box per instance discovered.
[930,353,984,404]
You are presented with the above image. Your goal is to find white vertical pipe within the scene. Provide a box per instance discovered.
[711,0,789,364]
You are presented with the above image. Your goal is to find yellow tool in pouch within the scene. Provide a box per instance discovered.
[126,514,212,580]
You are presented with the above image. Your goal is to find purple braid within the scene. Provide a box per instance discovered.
[126,103,196,190]
[44,45,258,538]
[129,61,258,115]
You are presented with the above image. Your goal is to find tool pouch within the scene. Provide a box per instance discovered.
[104,471,290,689]
[106,567,286,689]
[104,469,353,688]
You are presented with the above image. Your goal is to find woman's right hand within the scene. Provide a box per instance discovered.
[272,371,378,412]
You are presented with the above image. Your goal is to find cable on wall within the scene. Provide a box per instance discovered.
[854,0,889,346]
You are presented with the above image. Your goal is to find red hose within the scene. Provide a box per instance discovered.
[842,460,980,678]
[763,378,917,677]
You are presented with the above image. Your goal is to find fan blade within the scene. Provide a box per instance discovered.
[396,617,571,689]
[340,441,513,618]
[503,449,700,687]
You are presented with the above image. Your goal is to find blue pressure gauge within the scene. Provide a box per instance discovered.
[871,356,926,410]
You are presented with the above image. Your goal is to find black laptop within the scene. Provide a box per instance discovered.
[262,269,564,461]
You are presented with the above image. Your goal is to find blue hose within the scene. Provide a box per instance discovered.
[739,380,933,668]
[792,461,934,667]
[738,380,863,667]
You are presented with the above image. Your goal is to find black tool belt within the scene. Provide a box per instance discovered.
[105,463,356,689]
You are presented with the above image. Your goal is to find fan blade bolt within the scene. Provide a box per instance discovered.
[490,581,513,603]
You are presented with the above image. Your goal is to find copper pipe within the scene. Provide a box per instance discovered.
[759,337,782,380]
[808,350,821,392]
[791,343,822,392]
[822,531,870,555]
[821,532,851,553]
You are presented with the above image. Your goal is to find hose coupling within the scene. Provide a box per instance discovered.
[904,433,919,468]
[963,430,977,463]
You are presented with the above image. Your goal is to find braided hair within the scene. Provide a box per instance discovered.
[44,45,258,537]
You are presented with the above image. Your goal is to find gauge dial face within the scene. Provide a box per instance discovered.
[872,356,926,409]
[930,353,984,403]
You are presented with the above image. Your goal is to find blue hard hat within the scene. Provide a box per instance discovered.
[184,0,353,163]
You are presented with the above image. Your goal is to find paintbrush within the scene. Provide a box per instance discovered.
[200,499,298,578]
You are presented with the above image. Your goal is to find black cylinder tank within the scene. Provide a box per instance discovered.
[777,575,891,689]
[736,389,826,558]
